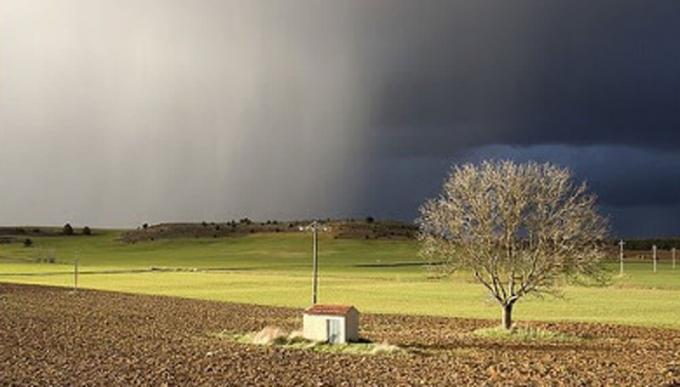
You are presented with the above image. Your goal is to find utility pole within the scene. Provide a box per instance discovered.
[300,221,329,305]
[312,223,318,304]
[619,240,625,276]
[74,251,79,291]
[653,245,657,273]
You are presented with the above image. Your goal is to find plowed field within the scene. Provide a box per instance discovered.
[1,284,678,386]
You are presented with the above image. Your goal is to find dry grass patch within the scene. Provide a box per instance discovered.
[472,325,583,342]
[218,326,403,355]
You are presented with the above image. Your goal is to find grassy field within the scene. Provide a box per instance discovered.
[1,230,679,329]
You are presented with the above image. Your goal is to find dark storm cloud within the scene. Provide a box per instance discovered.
[350,0,680,236]
[360,145,680,237]
[362,0,680,156]
[456,146,680,208]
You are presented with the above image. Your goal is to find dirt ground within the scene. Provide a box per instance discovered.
[1,283,678,386]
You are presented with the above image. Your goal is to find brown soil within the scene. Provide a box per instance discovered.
[1,283,678,386]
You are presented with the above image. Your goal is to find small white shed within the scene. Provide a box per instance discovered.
[303,304,360,344]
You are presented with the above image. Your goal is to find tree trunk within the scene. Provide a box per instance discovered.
[501,302,513,330]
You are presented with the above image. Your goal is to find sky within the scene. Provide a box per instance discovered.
[1,0,679,237]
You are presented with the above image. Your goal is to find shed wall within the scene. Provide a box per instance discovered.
[303,314,347,342]
[344,310,360,342]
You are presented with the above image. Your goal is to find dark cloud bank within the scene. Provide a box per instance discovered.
[0,0,679,237]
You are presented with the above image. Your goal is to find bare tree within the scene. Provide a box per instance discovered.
[418,161,608,329]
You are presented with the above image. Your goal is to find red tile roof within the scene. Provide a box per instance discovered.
[304,304,358,316]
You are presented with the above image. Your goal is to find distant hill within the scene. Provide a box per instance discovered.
[0,226,98,237]
[0,226,87,245]
[0,227,61,237]
[120,219,418,243]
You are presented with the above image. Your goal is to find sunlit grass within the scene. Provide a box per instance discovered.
[1,230,679,329]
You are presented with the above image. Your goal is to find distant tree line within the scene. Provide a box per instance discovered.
[613,238,680,250]
[62,223,93,236]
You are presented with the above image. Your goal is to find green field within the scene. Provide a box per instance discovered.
[1,230,679,329]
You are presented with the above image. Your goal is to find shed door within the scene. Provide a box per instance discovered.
[326,319,341,344]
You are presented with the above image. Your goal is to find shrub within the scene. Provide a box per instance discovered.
[142,223,149,230]
[82,226,92,236]
[63,223,74,236]
[366,216,375,223]
[23,238,33,247]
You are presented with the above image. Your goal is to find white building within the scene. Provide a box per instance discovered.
[302,304,360,344]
